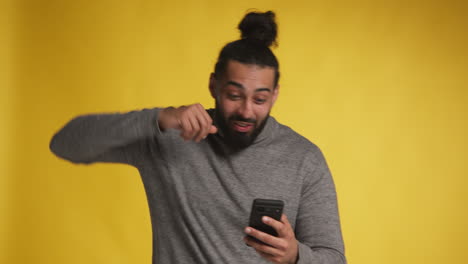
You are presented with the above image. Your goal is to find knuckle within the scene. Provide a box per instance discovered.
[278,225,286,233]
[198,120,207,128]
[277,241,287,251]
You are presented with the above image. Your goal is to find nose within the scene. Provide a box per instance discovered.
[237,100,254,120]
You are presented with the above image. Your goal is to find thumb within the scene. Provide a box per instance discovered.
[209,125,218,134]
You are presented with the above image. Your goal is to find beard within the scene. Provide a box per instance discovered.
[214,101,269,150]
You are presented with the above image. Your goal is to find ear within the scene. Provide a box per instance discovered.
[209,73,217,99]
[272,84,280,105]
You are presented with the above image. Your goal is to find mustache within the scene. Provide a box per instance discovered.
[229,115,256,124]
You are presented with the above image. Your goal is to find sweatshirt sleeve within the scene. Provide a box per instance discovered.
[294,147,347,264]
[49,108,162,166]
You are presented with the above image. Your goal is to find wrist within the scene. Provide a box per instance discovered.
[158,107,176,131]
[290,240,299,264]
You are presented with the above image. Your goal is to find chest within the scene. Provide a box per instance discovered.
[158,141,303,227]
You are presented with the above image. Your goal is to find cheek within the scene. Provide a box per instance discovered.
[217,99,237,119]
[253,105,272,122]
[219,98,238,113]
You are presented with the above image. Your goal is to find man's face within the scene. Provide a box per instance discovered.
[209,60,279,149]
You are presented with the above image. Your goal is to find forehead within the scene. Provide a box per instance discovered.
[222,60,276,90]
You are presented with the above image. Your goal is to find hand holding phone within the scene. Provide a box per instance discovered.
[248,199,284,237]
[245,199,298,263]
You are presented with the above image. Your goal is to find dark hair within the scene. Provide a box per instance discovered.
[214,11,280,87]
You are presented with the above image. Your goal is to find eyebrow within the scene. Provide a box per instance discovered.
[225,81,271,93]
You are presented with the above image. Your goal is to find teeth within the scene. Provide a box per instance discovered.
[236,122,249,127]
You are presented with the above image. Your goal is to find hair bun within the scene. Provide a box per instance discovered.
[238,11,278,47]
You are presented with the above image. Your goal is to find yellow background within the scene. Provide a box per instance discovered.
[2,0,467,263]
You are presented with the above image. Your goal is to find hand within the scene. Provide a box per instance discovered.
[244,214,298,264]
[158,104,217,142]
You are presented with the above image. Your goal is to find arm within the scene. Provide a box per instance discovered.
[49,108,162,165]
[295,148,347,264]
[49,104,217,165]
[242,147,346,264]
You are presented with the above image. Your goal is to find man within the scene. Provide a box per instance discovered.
[50,11,346,264]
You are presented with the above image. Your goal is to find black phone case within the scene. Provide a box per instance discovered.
[248,199,284,237]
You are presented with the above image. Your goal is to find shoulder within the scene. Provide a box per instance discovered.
[271,117,321,154]
[270,117,328,169]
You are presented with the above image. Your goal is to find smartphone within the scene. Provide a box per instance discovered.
[248,199,284,237]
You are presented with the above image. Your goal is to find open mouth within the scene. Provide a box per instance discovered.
[232,121,254,133]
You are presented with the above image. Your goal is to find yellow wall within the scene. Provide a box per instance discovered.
[2,0,467,263]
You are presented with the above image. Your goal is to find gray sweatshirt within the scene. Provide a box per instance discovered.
[49,108,346,264]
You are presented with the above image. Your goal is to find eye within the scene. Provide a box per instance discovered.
[254,98,267,104]
[227,94,241,100]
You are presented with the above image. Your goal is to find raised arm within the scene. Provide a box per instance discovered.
[49,108,162,165]
[49,104,217,165]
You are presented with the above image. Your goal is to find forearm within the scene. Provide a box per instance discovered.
[297,242,347,264]
[49,108,161,164]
